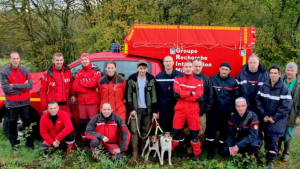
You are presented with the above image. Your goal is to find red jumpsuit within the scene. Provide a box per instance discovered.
[172,73,203,156]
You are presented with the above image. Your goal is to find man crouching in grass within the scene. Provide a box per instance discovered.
[85,103,130,161]
[38,100,78,155]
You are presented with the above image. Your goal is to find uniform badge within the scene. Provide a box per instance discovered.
[254,125,258,130]
[147,87,152,91]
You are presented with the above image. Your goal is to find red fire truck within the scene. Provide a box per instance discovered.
[0,24,256,138]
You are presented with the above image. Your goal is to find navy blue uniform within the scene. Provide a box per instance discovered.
[256,77,293,160]
[206,73,239,146]
[156,69,182,132]
[236,63,269,113]
[223,110,262,157]
[195,72,213,116]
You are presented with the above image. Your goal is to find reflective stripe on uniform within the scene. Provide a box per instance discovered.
[156,79,174,82]
[236,79,247,85]
[174,80,202,88]
[257,91,292,100]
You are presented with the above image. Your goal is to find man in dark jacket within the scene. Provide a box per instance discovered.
[127,60,158,161]
[1,51,34,150]
[85,103,130,161]
[280,62,300,162]
[221,97,262,163]
[206,62,239,160]
[236,54,269,113]
[256,65,293,169]
[156,56,182,132]
[192,58,213,143]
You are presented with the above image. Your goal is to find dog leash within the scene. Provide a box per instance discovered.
[127,114,154,139]
[154,119,163,136]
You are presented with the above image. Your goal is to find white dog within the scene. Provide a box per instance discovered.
[141,135,161,163]
[159,132,172,165]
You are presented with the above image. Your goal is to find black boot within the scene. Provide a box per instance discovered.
[192,155,203,164]
[206,139,215,160]
[282,141,291,162]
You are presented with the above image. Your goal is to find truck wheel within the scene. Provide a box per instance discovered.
[3,116,9,138]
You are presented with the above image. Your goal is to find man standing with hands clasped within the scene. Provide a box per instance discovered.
[256,65,293,169]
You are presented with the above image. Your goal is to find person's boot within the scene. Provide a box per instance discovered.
[267,159,274,169]
[131,134,139,161]
[176,140,184,159]
[91,147,100,162]
[192,155,203,164]
[81,133,89,150]
[67,141,78,155]
[277,138,283,155]
[206,139,215,160]
[282,141,291,162]
[218,140,226,154]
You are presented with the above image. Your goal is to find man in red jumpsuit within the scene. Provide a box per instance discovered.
[172,60,204,163]
[40,53,76,117]
[73,53,101,149]
[39,100,77,155]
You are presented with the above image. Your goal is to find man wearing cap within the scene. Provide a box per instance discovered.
[127,60,158,162]
[72,53,101,149]
[156,56,182,132]
[40,53,76,117]
[206,62,239,160]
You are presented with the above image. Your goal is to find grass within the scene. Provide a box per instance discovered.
[0,127,300,169]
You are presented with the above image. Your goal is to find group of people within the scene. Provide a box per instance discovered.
[1,51,299,169]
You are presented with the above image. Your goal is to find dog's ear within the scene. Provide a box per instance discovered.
[157,135,161,139]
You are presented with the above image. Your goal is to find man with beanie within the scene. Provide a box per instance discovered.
[39,101,77,155]
[256,65,292,169]
[85,103,130,161]
[40,53,76,117]
[73,53,101,150]
[171,60,204,163]
[127,60,158,162]
[206,62,239,160]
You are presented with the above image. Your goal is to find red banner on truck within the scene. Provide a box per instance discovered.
[124,24,256,77]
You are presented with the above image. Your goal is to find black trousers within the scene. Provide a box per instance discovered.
[6,105,33,147]
[205,113,230,143]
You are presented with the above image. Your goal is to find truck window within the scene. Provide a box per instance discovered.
[114,61,151,80]
[70,61,105,77]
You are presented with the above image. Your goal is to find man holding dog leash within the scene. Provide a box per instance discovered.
[127,60,158,162]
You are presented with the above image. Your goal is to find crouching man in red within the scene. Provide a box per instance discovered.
[172,60,204,163]
[85,103,130,161]
[38,100,77,155]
